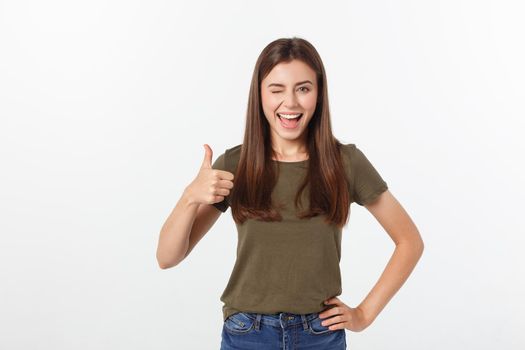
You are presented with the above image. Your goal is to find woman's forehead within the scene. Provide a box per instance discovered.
[263,61,316,85]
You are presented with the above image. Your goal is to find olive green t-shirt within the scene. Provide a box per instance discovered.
[211,143,388,322]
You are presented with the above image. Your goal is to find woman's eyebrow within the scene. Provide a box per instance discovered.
[267,80,313,88]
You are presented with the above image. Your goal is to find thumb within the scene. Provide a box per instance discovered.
[201,144,213,169]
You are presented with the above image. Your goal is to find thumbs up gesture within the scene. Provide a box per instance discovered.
[185,144,235,205]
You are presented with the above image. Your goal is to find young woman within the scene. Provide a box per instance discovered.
[157,37,424,350]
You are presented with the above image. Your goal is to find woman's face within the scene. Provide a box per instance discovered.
[260,59,318,143]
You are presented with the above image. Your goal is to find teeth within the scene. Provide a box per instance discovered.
[277,113,302,119]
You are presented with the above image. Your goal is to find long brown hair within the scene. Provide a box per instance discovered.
[230,37,350,228]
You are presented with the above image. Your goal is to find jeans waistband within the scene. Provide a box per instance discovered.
[241,311,320,330]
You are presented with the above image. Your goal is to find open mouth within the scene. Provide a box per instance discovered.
[277,113,303,129]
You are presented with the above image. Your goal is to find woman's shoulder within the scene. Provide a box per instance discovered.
[221,144,242,172]
[224,144,242,162]
[340,142,357,151]
[225,144,242,156]
[339,142,358,161]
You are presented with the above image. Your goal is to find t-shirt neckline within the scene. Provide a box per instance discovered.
[271,158,309,164]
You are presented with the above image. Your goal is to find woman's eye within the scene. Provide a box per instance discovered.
[271,87,309,94]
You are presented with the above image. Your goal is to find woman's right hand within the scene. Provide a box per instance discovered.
[184,144,235,205]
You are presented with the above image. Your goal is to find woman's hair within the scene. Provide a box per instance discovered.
[230,37,350,228]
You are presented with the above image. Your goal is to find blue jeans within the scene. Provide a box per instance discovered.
[221,311,347,349]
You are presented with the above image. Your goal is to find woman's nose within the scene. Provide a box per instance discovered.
[282,92,299,107]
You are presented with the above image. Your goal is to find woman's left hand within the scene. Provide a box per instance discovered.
[318,296,370,332]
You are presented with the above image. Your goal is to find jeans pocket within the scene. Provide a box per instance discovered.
[223,312,256,335]
[308,315,334,335]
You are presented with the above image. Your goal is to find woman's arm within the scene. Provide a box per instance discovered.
[156,145,233,269]
[357,189,424,325]
[156,189,201,269]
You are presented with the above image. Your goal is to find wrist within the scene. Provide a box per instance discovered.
[356,304,375,327]
[181,187,197,207]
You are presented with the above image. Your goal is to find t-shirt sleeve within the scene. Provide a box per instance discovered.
[210,152,230,213]
[347,144,388,206]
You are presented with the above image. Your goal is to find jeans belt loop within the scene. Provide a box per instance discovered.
[301,314,308,330]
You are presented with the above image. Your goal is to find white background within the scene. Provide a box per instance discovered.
[1,0,524,349]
